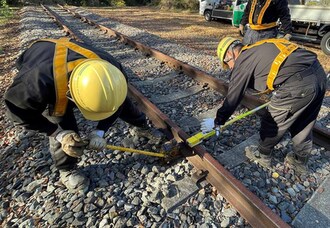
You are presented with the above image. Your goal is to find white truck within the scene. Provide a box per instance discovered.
[289,4,330,55]
[199,0,330,55]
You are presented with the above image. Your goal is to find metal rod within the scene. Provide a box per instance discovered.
[106,145,166,158]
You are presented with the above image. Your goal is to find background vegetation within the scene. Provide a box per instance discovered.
[1,0,199,9]
[1,0,330,10]
[0,0,329,17]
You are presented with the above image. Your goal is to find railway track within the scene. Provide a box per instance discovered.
[1,5,330,227]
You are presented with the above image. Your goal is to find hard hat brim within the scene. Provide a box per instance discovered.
[77,103,118,121]
[217,37,239,70]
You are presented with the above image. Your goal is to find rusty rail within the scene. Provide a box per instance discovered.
[56,4,330,151]
[41,4,329,227]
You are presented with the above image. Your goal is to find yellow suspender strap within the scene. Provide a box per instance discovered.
[67,59,85,72]
[249,22,277,30]
[241,38,298,92]
[37,38,101,116]
[248,0,277,30]
[267,43,298,90]
[257,0,272,24]
[248,0,257,25]
[53,43,69,116]
[240,38,280,52]
[55,37,100,59]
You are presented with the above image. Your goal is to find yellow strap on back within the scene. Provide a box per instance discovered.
[240,38,282,52]
[267,43,298,90]
[249,22,277,30]
[53,43,69,116]
[249,0,276,30]
[241,38,298,92]
[67,59,85,72]
[36,38,101,116]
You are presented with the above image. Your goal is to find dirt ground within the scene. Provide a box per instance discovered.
[89,6,330,73]
[0,15,20,136]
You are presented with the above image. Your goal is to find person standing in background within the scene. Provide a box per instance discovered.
[239,0,292,44]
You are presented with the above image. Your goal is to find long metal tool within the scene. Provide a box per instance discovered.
[106,145,167,158]
[187,102,270,147]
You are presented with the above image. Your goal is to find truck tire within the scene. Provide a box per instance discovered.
[204,10,212,22]
[320,32,330,56]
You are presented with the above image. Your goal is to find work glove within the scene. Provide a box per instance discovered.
[55,130,87,158]
[201,118,215,134]
[88,130,106,151]
[283,33,292,41]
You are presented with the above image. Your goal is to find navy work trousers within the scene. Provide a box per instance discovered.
[243,27,278,45]
[259,61,327,161]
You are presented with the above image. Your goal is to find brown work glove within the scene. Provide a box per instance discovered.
[88,130,106,151]
[283,33,292,41]
[55,130,88,158]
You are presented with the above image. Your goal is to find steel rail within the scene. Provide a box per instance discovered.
[40,5,324,227]
[41,5,82,42]
[128,85,289,228]
[57,4,330,151]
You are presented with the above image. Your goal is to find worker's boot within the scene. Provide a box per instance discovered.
[59,169,90,194]
[284,152,308,175]
[130,126,165,144]
[245,145,271,168]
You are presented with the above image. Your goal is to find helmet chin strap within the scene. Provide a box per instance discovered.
[231,46,237,63]
[226,45,236,70]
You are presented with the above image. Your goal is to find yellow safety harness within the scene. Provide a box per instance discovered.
[241,38,299,93]
[35,37,101,116]
[249,0,277,30]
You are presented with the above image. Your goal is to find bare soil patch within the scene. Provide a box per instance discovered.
[0,15,21,136]
[89,6,330,73]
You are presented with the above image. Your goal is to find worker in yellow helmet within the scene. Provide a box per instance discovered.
[202,37,326,175]
[4,38,164,193]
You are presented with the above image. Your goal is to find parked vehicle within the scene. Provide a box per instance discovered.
[289,4,330,55]
[199,0,248,27]
[199,0,330,55]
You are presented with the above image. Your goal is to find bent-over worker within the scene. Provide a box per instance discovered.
[4,37,164,193]
[202,37,326,175]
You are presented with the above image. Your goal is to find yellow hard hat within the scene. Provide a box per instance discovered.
[217,37,240,70]
[69,59,128,121]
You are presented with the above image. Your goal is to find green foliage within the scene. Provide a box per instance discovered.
[182,0,199,10]
[112,0,126,6]
[320,0,330,6]
[158,0,198,9]
[1,0,12,18]
[148,0,160,6]
[306,0,330,6]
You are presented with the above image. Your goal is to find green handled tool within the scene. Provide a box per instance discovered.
[186,102,270,147]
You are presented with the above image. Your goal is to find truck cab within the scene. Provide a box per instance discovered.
[199,0,248,27]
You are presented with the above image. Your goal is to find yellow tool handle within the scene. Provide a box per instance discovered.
[186,102,270,147]
[106,145,166,158]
